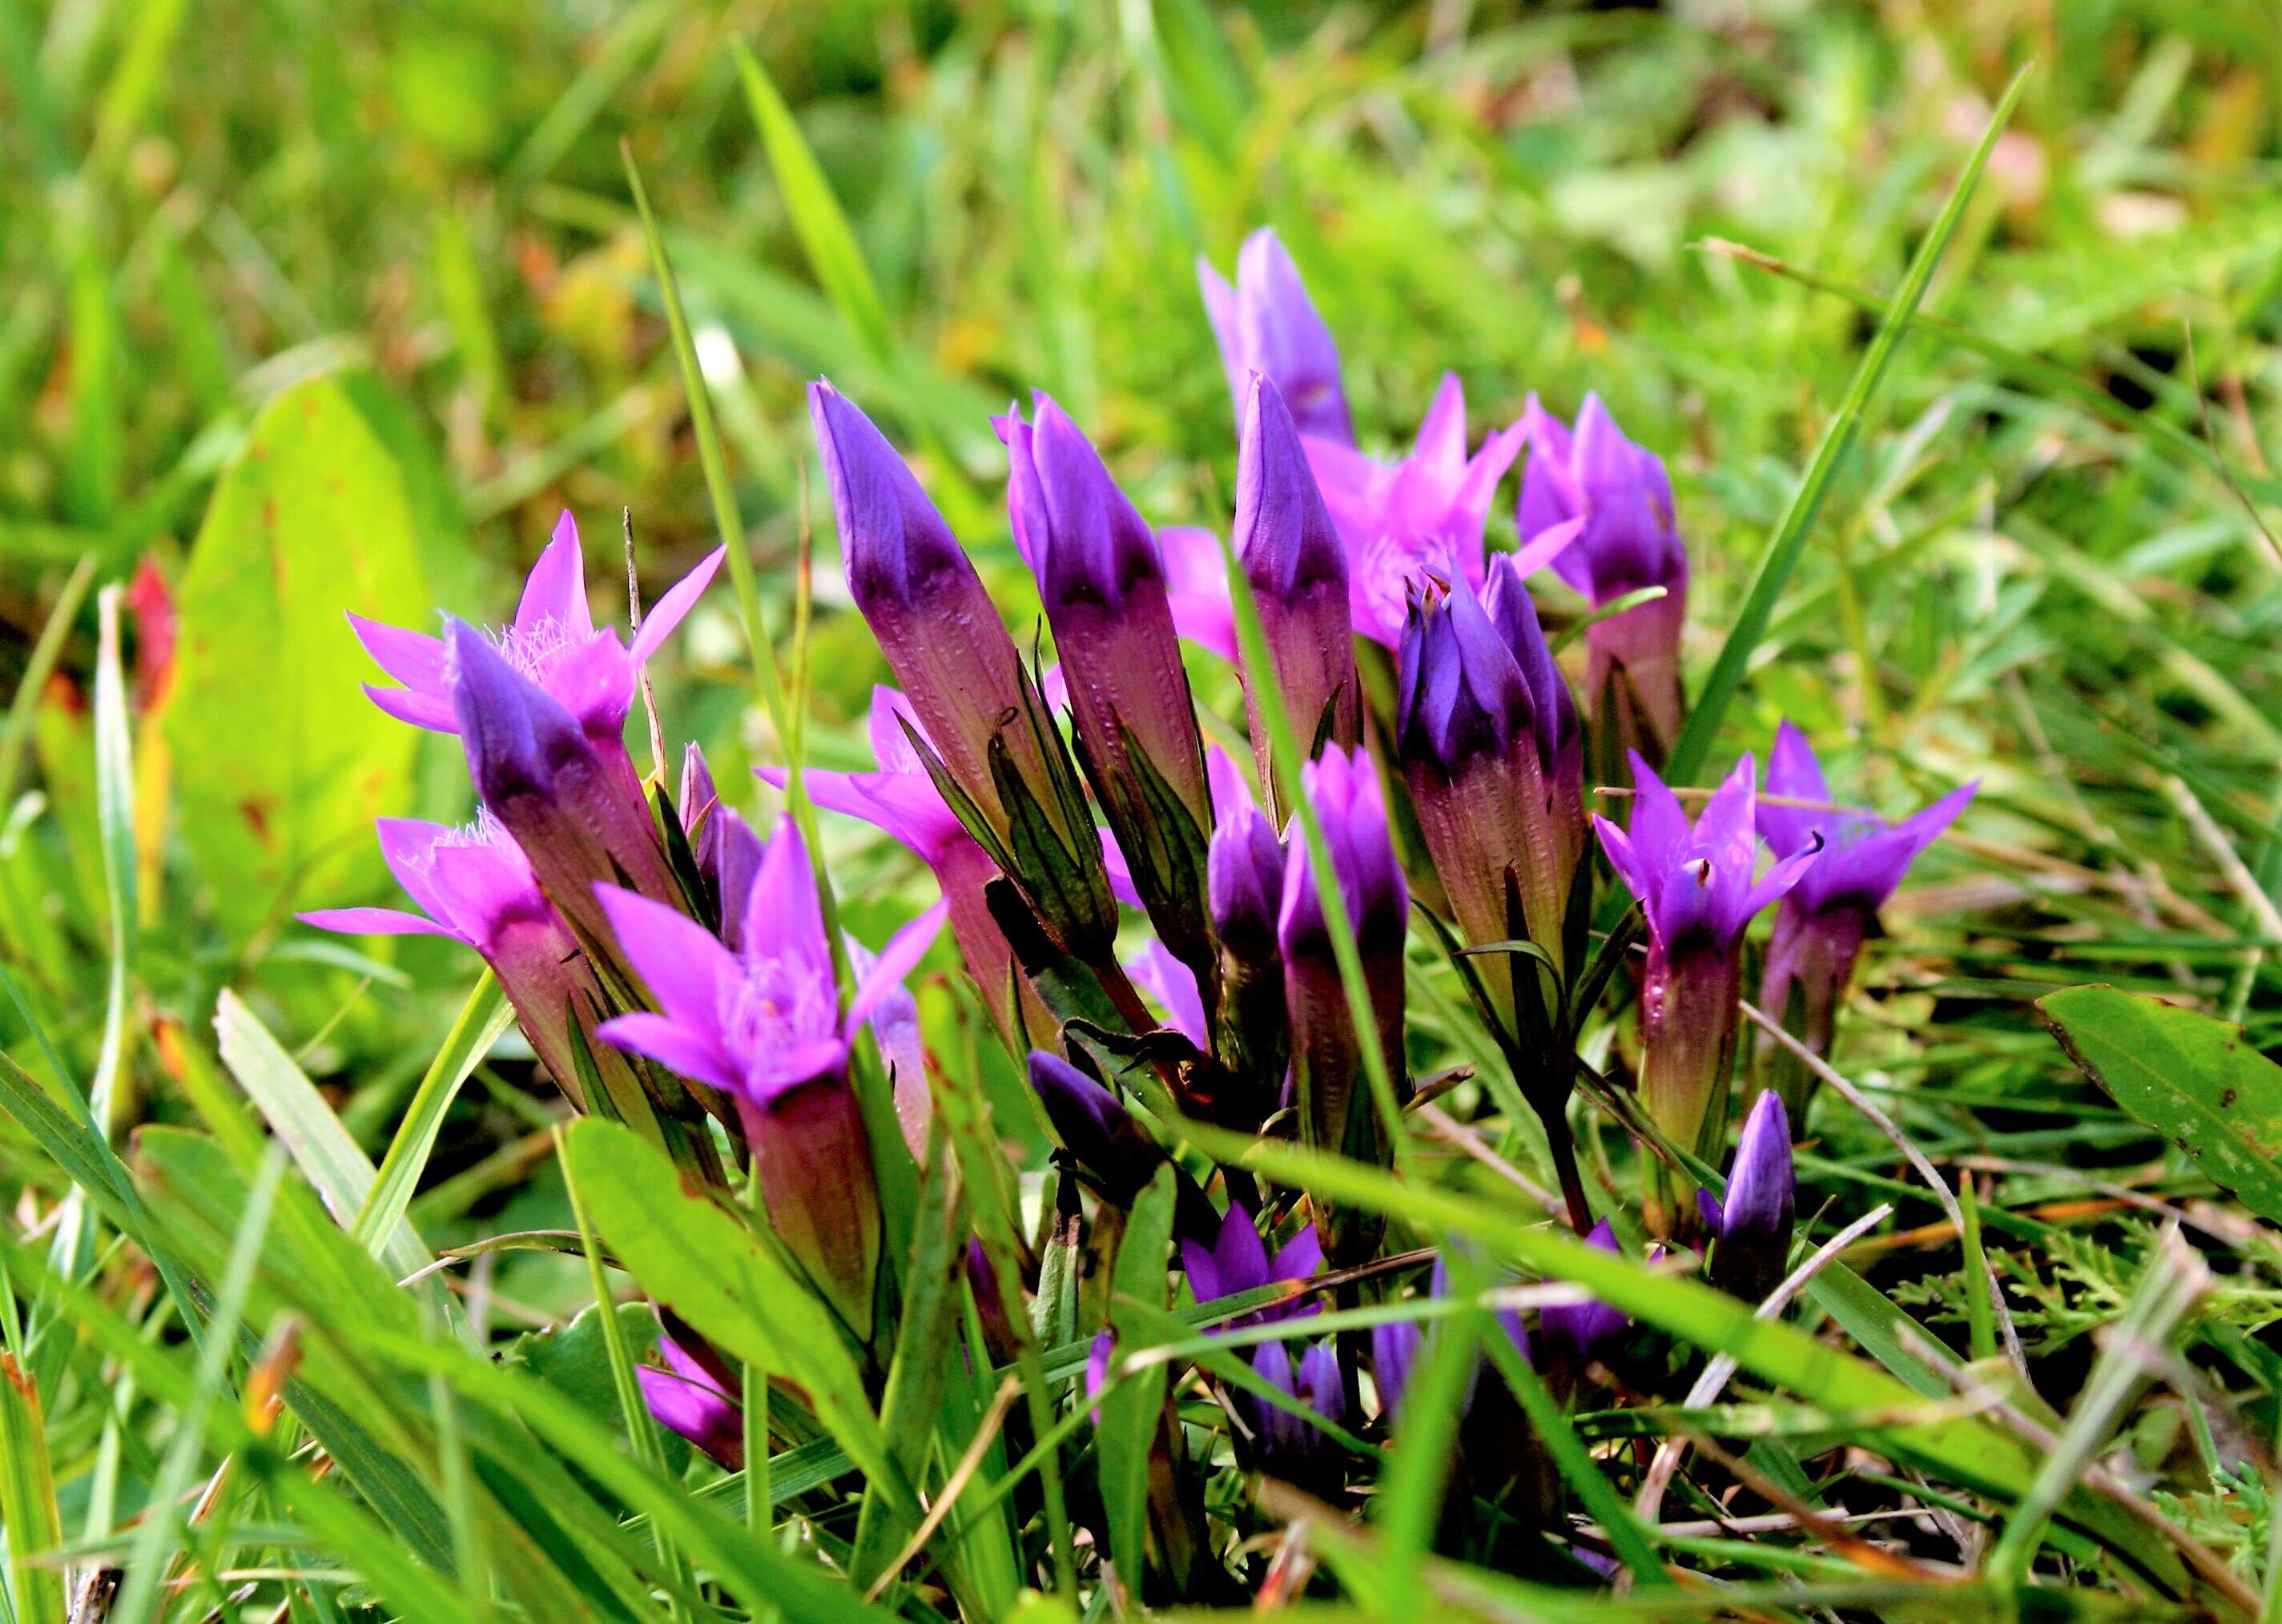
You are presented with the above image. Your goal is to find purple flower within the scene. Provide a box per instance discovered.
[813,382,1073,864]
[1235,376,1362,796]
[1197,227,1353,446]
[1000,395,1215,974]
[1278,746,1408,1264]
[1303,375,1536,648]
[1395,561,1584,1022]
[445,618,681,955]
[1539,1220,1631,1372]
[594,817,946,1340]
[349,510,722,744]
[1595,754,1819,1231]
[1246,1339,1346,1487]
[760,686,1046,1052]
[1028,1051,1165,1208]
[1520,396,1688,759]
[1757,722,1976,1103]
[679,744,765,951]
[1085,1329,1115,1424]
[1129,940,1208,1049]
[1161,525,1238,661]
[1372,1255,1534,1422]
[1700,1089,1795,1302]
[299,813,635,1113]
[638,1333,743,1469]
[1181,1201,1322,1329]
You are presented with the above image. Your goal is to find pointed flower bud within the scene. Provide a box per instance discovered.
[595,817,946,1341]
[1304,374,1531,648]
[1000,394,1215,977]
[1594,754,1820,1232]
[1027,1050,1165,1209]
[350,510,722,746]
[1198,227,1354,446]
[1278,746,1407,1264]
[445,617,680,961]
[1209,798,1285,963]
[1704,1089,1796,1302]
[1756,722,1976,1112]
[1235,376,1362,795]
[1522,395,1688,760]
[1395,569,1580,1027]
[811,382,1082,873]
[638,1333,743,1469]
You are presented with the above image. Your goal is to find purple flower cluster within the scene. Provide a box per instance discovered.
[294,219,1981,1560]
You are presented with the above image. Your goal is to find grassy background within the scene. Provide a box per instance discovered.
[6,0,2282,1614]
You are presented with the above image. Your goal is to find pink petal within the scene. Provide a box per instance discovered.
[348,614,446,693]
[596,1011,739,1095]
[296,906,455,939]
[593,883,741,1039]
[516,513,594,638]
[363,681,459,734]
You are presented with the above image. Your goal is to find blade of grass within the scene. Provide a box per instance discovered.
[0,553,94,803]
[1668,64,2031,785]
[0,1351,66,1624]
[351,975,510,1263]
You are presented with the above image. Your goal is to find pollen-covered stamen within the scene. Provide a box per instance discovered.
[716,953,842,1088]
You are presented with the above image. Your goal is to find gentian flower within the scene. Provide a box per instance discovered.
[1245,1340,1346,1489]
[594,816,946,1341]
[349,510,722,750]
[1160,525,1238,661]
[678,744,763,948]
[1698,1089,1796,1302]
[1181,1201,1321,1329]
[1371,1255,1534,1421]
[1594,754,1820,1233]
[1278,746,1408,1264]
[1538,1220,1631,1373]
[1207,769,1289,1114]
[1027,1050,1167,1209]
[299,813,652,1121]
[1197,227,1354,446]
[1000,394,1216,979]
[1304,375,1535,648]
[1085,1329,1115,1424]
[761,686,1049,1051]
[638,1333,743,1469]
[813,383,1113,958]
[1520,396,1688,762]
[1395,557,1584,1027]
[446,619,682,959]
[1234,376,1362,798]
[1757,721,1977,1114]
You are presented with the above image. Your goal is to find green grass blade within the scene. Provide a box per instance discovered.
[213,988,429,1284]
[352,974,510,1261]
[0,1352,66,1624]
[1666,65,2030,785]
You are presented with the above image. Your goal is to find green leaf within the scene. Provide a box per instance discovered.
[165,373,431,940]
[213,989,430,1286]
[0,1354,66,1624]
[558,1117,915,1525]
[1100,1165,1175,1596]
[352,975,511,1261]
[2041,986,2282,1226]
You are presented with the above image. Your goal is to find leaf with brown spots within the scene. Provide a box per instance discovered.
[2041,984,2282,1228]
[165,374,432,941]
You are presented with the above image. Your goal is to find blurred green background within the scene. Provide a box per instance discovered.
[6,0,2282,1282]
